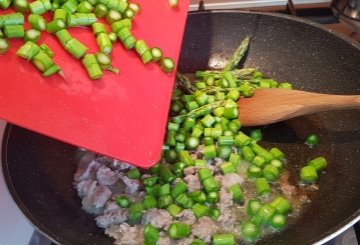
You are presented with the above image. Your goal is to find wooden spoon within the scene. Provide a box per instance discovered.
[237,89,360,126]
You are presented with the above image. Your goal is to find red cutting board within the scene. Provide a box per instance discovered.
[0,1,189,168]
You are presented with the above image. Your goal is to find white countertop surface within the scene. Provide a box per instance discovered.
[189,0,331,10]
[0,120,34,245]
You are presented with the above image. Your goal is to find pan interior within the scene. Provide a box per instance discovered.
[2,11,360,245]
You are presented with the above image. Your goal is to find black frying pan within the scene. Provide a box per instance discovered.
[2,11,360,245]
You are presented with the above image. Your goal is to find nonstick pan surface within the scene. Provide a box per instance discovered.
[2,11,360,245]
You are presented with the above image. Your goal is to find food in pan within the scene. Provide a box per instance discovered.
[74,38,327,244]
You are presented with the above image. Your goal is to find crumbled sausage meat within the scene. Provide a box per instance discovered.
[96,208,129,228]
[82,183,112,214]
[176,209,196,226]
[76,179,96,198]
[142,208,173,229]
[191,217,219,243]
[97,166,118,186]
[218,187,233,212]
[183,174,202,192]
[118,172,141,194]
[105,223,143,245]
[74,160,101,182]
[221,173,244,189]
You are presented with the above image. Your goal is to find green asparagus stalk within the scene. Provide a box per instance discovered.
[176,73,197,93]
[24,29,41,42]
[4,25,25,38]
[0,38,9,54]
[223,36,250,71]
[16,41,41,60]
[28,14,46,31]
[173,101,225,120]
[13,0,28,13]
[82,54,103,79]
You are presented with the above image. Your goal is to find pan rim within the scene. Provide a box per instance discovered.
[188,10,360,51]
[2,11,360,245]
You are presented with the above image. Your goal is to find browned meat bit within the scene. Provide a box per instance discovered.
[176,209,197,226]
[216,188,237,228]
[157,234,173,245]
[81,182,112,214]
[183,165,215,176]
[104,201,122,213]
[96,166,118,186]
[95,208,129,228]
[221,173,245,189]
[213,157,224,166]
[281,184,298,197]
[118,172,141,194]
[184,174,202,192]
[191,145,204,159]
[156,233,193,245]
[218,188,233,212]
[217,208,236,229]
[279,170,298,198]
[183,166,202,176]
[177,236,194,245]
[214,174,223,183]
[142,208,173,229]
[95,156,113,165]
[191,216,219,243]
[76,179,96,198]
[109,159,133,171]
[105,223,143,245]
[74,160,101,182]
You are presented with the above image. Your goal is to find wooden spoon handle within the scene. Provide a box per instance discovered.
[238,89,360,126]
[279,90,360,113]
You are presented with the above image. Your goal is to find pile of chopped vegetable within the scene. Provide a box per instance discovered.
[74,37,328,244]
[0,0,177,79]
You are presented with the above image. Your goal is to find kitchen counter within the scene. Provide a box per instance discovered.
[0,120,34,244]
[189,0,331,10]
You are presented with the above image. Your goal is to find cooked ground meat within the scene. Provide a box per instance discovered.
[95,156,113,165]
[191,217,219,243]
[183,165,215,176]
[279,170,298,198]
[74,160,101,182]
[109,159,133,171]
[75,146,311,245]
[183,166,202,176]
[104,201,122,213]
[183,174,202,192]
[81,183,112,214]
[142,208,173,229]
[96,166,118,186]
[218,187,233,212]
[76,179,96,198]
[214,174,223,183]
[221,173,245,189]
[177,237,194,245]
[217,208,236,229]
[176,209,197,226]
[157,236,173,245]
[96,208,129,228]
[105,223,143,245]
[118,172,141,194]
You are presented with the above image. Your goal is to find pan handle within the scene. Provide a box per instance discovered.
[28,230,53,245]
[354,221,360,244]
[195,0,205,11]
